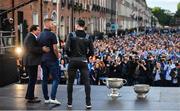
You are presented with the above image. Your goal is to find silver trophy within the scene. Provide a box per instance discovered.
[134,84,150,99]
[103,78,127,99]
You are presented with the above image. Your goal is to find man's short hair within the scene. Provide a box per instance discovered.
[44,18,53,23]
[30,25,39,32]
[76,19,85,27]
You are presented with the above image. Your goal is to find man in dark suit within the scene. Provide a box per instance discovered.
[23,25,49,103]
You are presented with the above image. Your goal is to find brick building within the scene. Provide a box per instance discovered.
[0,0,152,45]
[0,0,115,45]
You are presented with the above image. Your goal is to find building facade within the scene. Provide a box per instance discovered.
[0,0,153,44]
[0,0,116,41]
[117,0,152,31]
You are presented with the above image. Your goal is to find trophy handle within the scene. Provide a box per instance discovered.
[123,79,127,85]
[102,79,106,84]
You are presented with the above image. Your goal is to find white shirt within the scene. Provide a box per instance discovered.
[31,32,38,39]
[164,64,176,80]
[60,64,68,71]
[154,70,161,81]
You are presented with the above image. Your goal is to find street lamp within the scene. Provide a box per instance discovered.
[136,9,139,35]
[56,0,60,36]
[71,0,74,31]
[115,0,118,37]
[15,47,23,57]
[40,0,43,31]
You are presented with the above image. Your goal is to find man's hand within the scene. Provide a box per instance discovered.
[58,53,61,59]
[42,46,50,53]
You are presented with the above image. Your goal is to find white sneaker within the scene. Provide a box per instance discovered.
[44,99,50,104]
[86,105,92,109]
[49,99,61,105]
[67,104,72,108]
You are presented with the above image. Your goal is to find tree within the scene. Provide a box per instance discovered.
[175,2,180,17]
[151,7,174,26]
[177,2,180,11]
[175,11,180,17]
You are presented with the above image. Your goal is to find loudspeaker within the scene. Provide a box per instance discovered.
[0,53,19,87]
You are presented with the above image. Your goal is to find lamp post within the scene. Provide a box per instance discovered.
[136,9,139,35]
[40,0,43,31]
[71,0,74,31]
[115,0,118,37]
[12,0,15,24]
[56,0,60,36]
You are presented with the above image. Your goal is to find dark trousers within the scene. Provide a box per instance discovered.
[67,61,91,105]
[25,65,38,99]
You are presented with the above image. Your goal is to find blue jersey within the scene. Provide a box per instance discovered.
[38,29,58,62]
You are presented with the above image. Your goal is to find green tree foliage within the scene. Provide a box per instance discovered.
[175,2,180,17]
[151,7,174,26]
[177,2,180,11]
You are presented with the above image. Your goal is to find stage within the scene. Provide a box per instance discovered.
[0,84,180,110]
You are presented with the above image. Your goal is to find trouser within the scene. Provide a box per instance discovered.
[67,60,91,105]
[41,60,60,100]
[25,65,38,99]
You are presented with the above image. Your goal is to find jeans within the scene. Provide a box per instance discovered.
[41,60,60,100]
[67,60,91,105]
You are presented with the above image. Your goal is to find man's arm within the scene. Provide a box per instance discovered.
[51,33,60,59]
[26,36,50,54]
[88,36,94,57]
[64,33,72,57]
[25,36,43,54]
[53,43,60,59]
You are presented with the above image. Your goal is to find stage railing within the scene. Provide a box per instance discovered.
[0,31,16,54]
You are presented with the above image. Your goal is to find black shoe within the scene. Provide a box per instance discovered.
[25,97,38,100]
[34,97,38,99]
[27,99,41,103]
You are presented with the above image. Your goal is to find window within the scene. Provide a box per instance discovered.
[52,0,57,4]
[51,11,57,25]
[43,13,48,20]
[61,0,66,8]
[32,13,38,25]
[67,0,71,4]
[67,0,72,9]
[44,0,49,3]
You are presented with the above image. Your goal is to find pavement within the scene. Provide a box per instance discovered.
[0,84,180,110]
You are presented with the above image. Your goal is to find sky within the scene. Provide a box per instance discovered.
[146,0,179,13]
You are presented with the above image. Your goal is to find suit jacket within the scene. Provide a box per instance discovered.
[23,33,43,66]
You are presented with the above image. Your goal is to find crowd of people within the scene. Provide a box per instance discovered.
[60,33,180,87]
